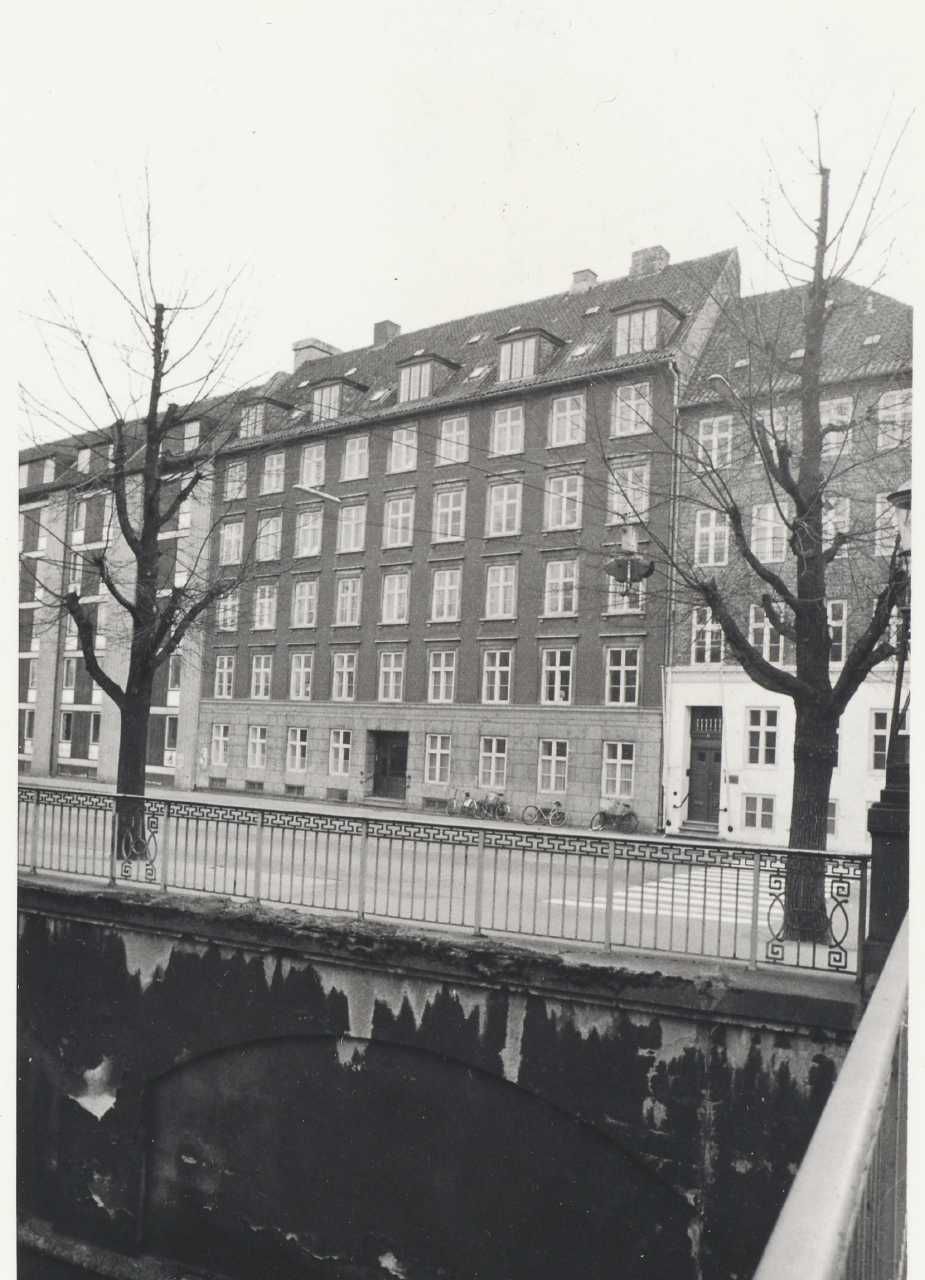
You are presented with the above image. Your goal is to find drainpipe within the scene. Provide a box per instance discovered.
[658,359,683,832]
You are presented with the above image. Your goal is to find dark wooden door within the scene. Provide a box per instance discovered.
[688,744,722,822]
[372,733,408,799]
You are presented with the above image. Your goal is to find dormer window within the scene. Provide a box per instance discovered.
[240,403,266,439]
[614,308,658,356]
[499,336,537,383]
[19,464,28,488]
[399,361,432,403]
[311,383,341,420]
[183,420,200,451]
[43,458,55,483]
[76,447,91,473]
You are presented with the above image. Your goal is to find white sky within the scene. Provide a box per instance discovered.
[3,0,921,445]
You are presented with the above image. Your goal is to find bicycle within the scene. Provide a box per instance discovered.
[521,800,567,826]
[589,800,639,833]
[118,816,158,862]
[476,791,510,820]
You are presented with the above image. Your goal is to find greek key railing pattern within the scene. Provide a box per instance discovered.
[16,785,869,976]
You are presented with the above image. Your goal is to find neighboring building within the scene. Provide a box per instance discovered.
[663,283,912,852]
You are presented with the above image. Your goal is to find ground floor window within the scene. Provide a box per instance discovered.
[330,729,351,776]
[538,739,568,793]
[743,794,774,831]
[211,723,230,765]
[479,737,507,789]
[287,727,309,772]
[425,733,451,784]
[602,741,635,798]
[248,725,268,769]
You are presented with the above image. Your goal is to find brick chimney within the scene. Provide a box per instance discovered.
[629,246,670,278]
[292,337,340,372]
[570,268,598,294]
[373,319,401,347]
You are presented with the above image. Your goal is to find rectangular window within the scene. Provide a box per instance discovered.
[606,646,639,705]
[499,337,536,383]
[72,500,87,541]
[822,496,850,556]
[286,727,310,772]
[398,363,432,403]
[606,575,644,615]
[168,653,182,692]
[19,463,28,488]
[183,420,200,451]
[299,443,326,488]
[378,651,405,701]
[751,503,787,563]
[289,652,313,700]
[425,734,451,785]
[261,452,286,494]
[544,474,583,530]
[479,737,508,788]
[827,800,838,838]
[490,406,525,456]
[383,493,415,547]
[428,650,456,703]
[334,575,362,626]
[211,723,230,765]
[486,481,522,536]
[437,416,469,465]
[43,458,55,483]
[485,563,517,619]
[543,560,578,615]
[541,648,573,704]
[247,725,268,768]
[295,507,323,557]
[482,650,512,704]
[214,654,235,698]
[292,579,319,628]
[748,604,788,664]
[240,404,265,439]
[217,590,239,631]
[388,426,418,472]
[828,600,847,664]
[62,657,76,692]
[311,384,341,420]
[341,435,369,481]
[89,712,101,747]
[692,608,723,664]
[548,393,586,447]
[381,570,410,624]
[256,514,282,561]
[877,389,912,450]
[607,462,650,524]
[332,653,357,701]
[614,308,658,355]
[224,462,247,501]
[433,487,466,541]
[164,716,179,756]
[743,795,775,831]
[337,502,367,552]
[872,710,889,769]
[431,568,461,622]
[602,742,635,799]
[76,447,91,473]
[252,583,277,630]
[538,739,568,793]
[747,708,779,765]
[820,397,854,457]
[250,654,272,699]
[696,416,733,469]
[329,729,352,775]
[60,711,73,744]
[611,382,653,436]
[694,510,729,566]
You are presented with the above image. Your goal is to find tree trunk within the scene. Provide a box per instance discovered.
[115,693,151,856]
[784,700,837,941]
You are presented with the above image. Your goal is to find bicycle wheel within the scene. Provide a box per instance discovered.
[522,805,540,824]
[119,827,139,860]
[619,811,639,834]
[550,808,566,826]
[590,811,606,831]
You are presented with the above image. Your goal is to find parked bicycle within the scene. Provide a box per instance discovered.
[521,800,567,826]
[589,799,639,833]
[118,814,158,862]
[446,790,510,820]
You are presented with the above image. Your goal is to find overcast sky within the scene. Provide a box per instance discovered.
[4,0,920,445]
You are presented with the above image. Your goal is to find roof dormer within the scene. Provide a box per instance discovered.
[306,374,369,422]
[495,326,566,384]
[610,300,683,357]
[396,352,460,403]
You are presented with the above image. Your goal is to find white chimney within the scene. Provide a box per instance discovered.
[629,246,670,278]
[292,337,340,371]
[570,268,598,294]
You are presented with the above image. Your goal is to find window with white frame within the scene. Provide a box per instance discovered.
[479,737,508,788]
[428,650,456,702]
[436,416,468,465]
[614,308,658,355]
[252,583,277,630]
[872,710,890,769]
[177,497,192,532]
[544,473,583,530]
[334,575,362,626]
[59,711,73,746]
[749,604,788,663]
[877,389,912,450]
[381,570,410,624]
[183,421,200,451]
[692,608,723,664]
[611,382,653,436]
[289,652,313,700]
[425,734,451,784]
[875,494,897,556]
[751,503,788,563]
[292,579,318,628]
[388,426,418,472]
[828,600,847,663]
[543,560,578,615]
[311,383,341,420]
[541,648,573,704]
[240,404,265,439]
[743,795,774,830]
[499,337,536,383]
[487,484,526,543]
[300,443,325,488]
[538,739,568,792]
[485,563,517,619]
[432,487,466,541]
[826,800,838,837]
[747,708,778,765]
[250,654,272,698]
[329,729,351,775]
[605,646,639,705]
[27,658,37,695]
[62,657,76,697]
[482,649,512,703]
[256,514,282,561]
[19,463,28,489]
[341,435,369,481]
[72,500,87,541]
[378,650,405,701]
[431,567,461,622]
[76,447,91,473]
[490,406,525,456]
[286,727,309,772]
[261,452,285,494]
[332,652,357,701]
[696,417,733,469]
[602,741,635,799]
[295,507,322,557]
[42,458,55,483]
[224,462,247,501]
[548,393,586,447]
[247,725,268,768]
[214,654,235,698]
[607,461,649,524]
[337,502,367,552]
[399,363,432,403]
[211,723,229,765]
[822,496,850,556]
[89,712,101,751]
[383,493,415,547]
[606,574,644,614]
[820,397,854,457]
[168,653,182,693]
[694,510,729,566]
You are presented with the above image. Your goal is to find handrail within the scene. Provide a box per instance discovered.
[753,917,908,1279]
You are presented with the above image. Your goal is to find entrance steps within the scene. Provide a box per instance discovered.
[354,796,407,810]
[679,819,721,839]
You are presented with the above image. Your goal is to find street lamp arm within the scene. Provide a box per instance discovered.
[293,484,342,504]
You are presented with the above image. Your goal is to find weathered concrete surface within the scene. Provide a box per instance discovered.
[18,880,857,1280]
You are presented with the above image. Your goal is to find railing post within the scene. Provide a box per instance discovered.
[856,854,869,987]
[252,810,264,904]
[604,843,615,952]
[357,818,369,920]
[108,797,117,886]
[29,796,40,875]
[160,802,171,893]
[473,828,486,935]
[749,849,762,969]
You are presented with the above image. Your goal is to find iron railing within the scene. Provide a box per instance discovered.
[17,785,869,975]
[754,918,907,1278]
